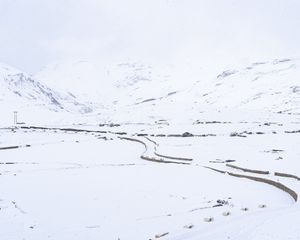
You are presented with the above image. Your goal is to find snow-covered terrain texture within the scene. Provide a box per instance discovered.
[195,58,300,114]
[34,57,300,125]
[1,118,300,240]
[0,62,92,125]
[126,57,300,124]
[0,123,299,240]
[35,59,195,107]
[1,57,300,240]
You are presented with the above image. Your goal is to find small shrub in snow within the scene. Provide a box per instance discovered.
[258,204,267,208]
[222,211,231,216]
[184,224,194,229]
[204,217,214,222]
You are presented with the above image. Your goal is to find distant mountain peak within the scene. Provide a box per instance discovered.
[0,62,93,115]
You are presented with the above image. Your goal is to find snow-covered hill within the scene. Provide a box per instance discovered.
[34,57,300,124]
[193,58,300,114]
[35,60,197,106]
[0,62,92,125]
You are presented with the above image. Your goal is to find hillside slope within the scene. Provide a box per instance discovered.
[35,60,196,105]
[0,62,92,125]
[33,57,300,124]
[193,58,300,114]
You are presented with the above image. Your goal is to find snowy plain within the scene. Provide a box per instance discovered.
[1,110,300,239]
[1,57,300,239]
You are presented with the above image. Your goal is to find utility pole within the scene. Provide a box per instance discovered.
[13,111,18,125]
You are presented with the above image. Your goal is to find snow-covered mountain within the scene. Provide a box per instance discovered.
[0,62,93,125]
[0,62,92,113]
[34,57,300,124]
[2,57,298,125]
[35,60,197,106]
[192,58,300,114]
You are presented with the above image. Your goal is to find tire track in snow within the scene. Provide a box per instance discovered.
[204,166,298,202]
[119,136,193,165]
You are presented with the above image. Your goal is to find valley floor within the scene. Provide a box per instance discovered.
[0,118,300,240]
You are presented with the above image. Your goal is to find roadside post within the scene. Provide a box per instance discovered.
[13,111,18,125]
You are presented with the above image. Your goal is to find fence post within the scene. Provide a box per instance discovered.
[13,111,18,125]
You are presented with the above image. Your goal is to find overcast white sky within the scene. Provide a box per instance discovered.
[0,0,300,73]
